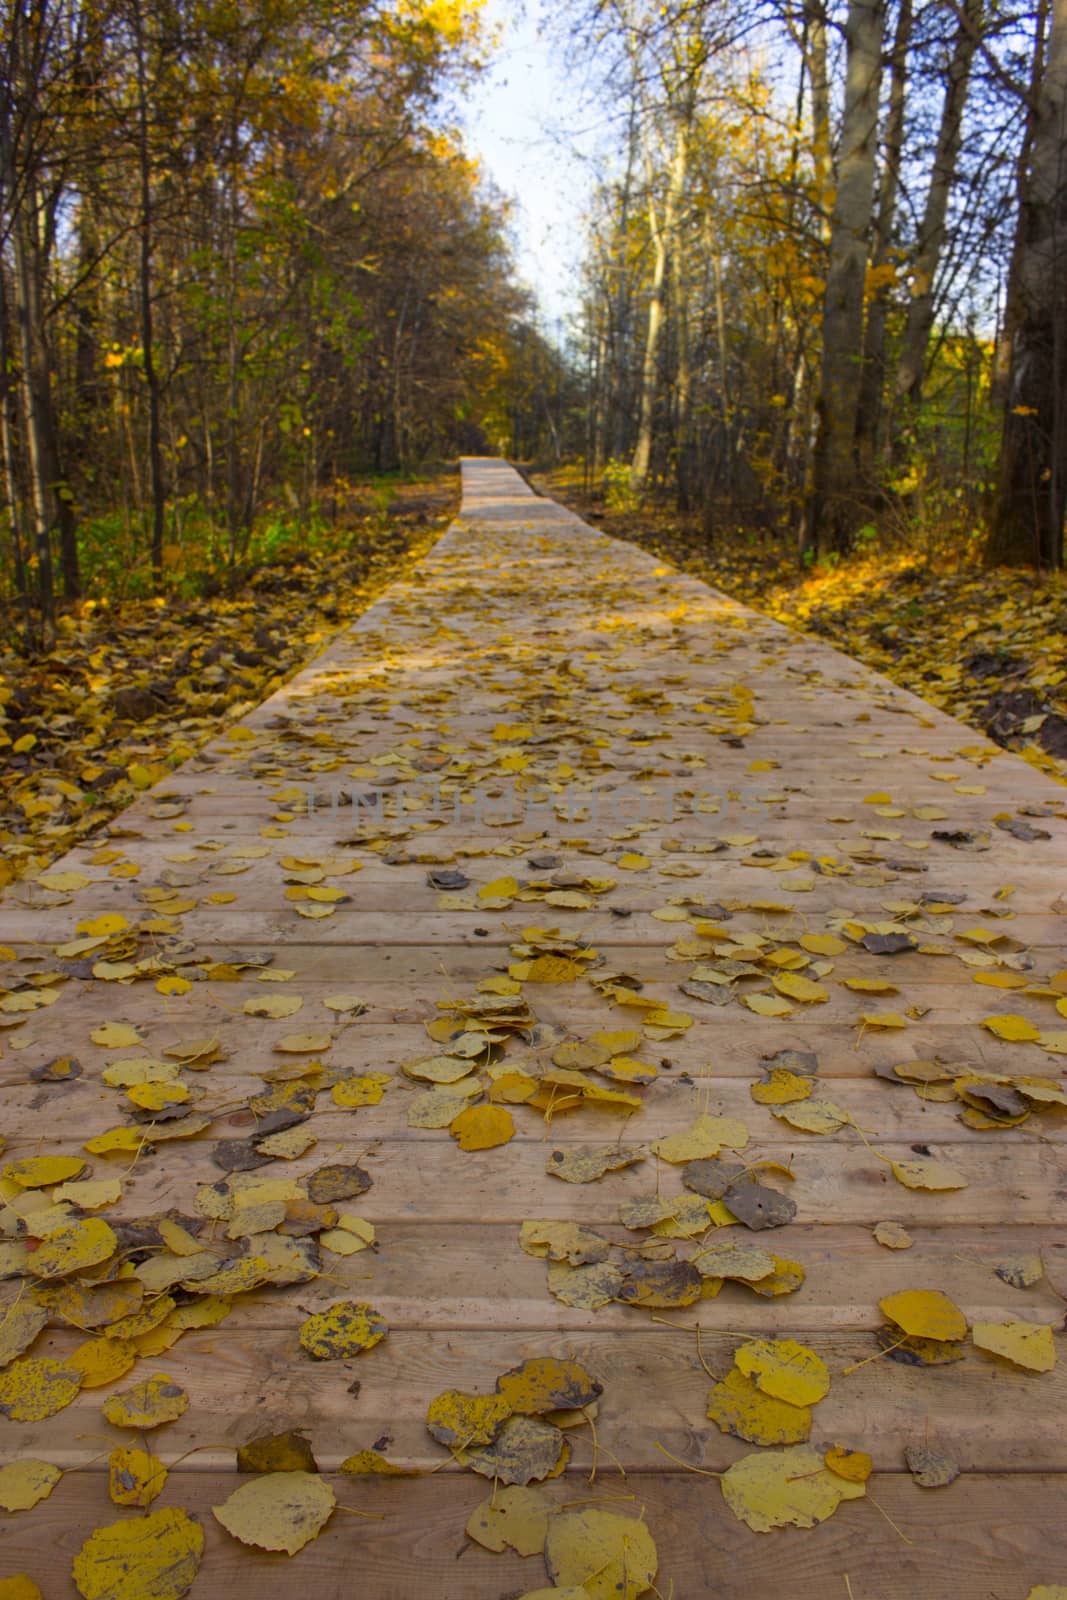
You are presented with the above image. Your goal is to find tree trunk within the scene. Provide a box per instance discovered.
[804,0,834,246]
[855,0,912,474]
[0,276,32,637]
[987,0,1067,567]
[992,0,1050,406]
[804,0,886,556]
[11,201,65,634]
[631,121,687,493]
[132,0,167,588]
[670,215,692,510]
[893,0,981,425]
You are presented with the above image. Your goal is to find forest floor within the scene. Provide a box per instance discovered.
[0,477,457,884]
[6,459,1066,886]
[538,464,1067,791]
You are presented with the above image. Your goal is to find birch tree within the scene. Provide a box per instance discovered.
[804,0,885,554]
[988,0,1067,565]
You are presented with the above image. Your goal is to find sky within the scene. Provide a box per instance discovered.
[458,0,595,330]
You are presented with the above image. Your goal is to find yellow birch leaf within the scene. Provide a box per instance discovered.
[108,1447,167,1507]
[30,1219,118,1279]
[84,1128,145,1158]
[651,1114,748,1163]
[544,1508,657,1599]
[496,1356,601,1415]
[298,1301,387,1360]
[750,1068,813,1106]
[102,1374,189,1429]
[971,1320,1056,1372]
[331,1074,389,1107]
[798,933,846,956]
[66,1337,138,1389]
[0,1300,48,1367]
[824,1446,873,1483]
[721,1444,865,1532]
[707,1367,811,1445]
[879,1289,968,1342]
[0,1357,81,1421]
[4,1155,86,1189]
[52,1178,122,1210]
[478,876,519,899]
[338,1451,418,1476]
[273,1033,331,1053]
[77,914,129,938]
[771,1099,850,1135]
[72,1508,204,1600]
[0,1458,62,1512]
[255,1125,317,1160]
[89,1022,142,1047]
[450,1103,515,1151]
[734,1338,830,1404]
[242,994,302,1019]
[743,993,793,1017]
[426,1389,512,1448]
[982,1014,1042,1042]
[212,1471,335,1555]
[466,1485,552,1555]
[772,973,828,1003]
[888,1155,968,1191]
[155,976,191,997]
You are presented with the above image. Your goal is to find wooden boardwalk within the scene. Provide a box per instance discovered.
[2,457,1066,1597]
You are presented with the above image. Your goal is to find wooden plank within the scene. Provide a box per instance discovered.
[5,1224,1062,1336]
[0,1134,1060,1225]
[10,1324,1066,1472]
[3,1072,1064,1143]
[3,1473,1066,1600]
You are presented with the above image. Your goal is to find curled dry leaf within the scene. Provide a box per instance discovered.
[873,1220,913,1250]
[904,1445,960,1488]
[463,1415,570,1484]
[545,1144,645,1183]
